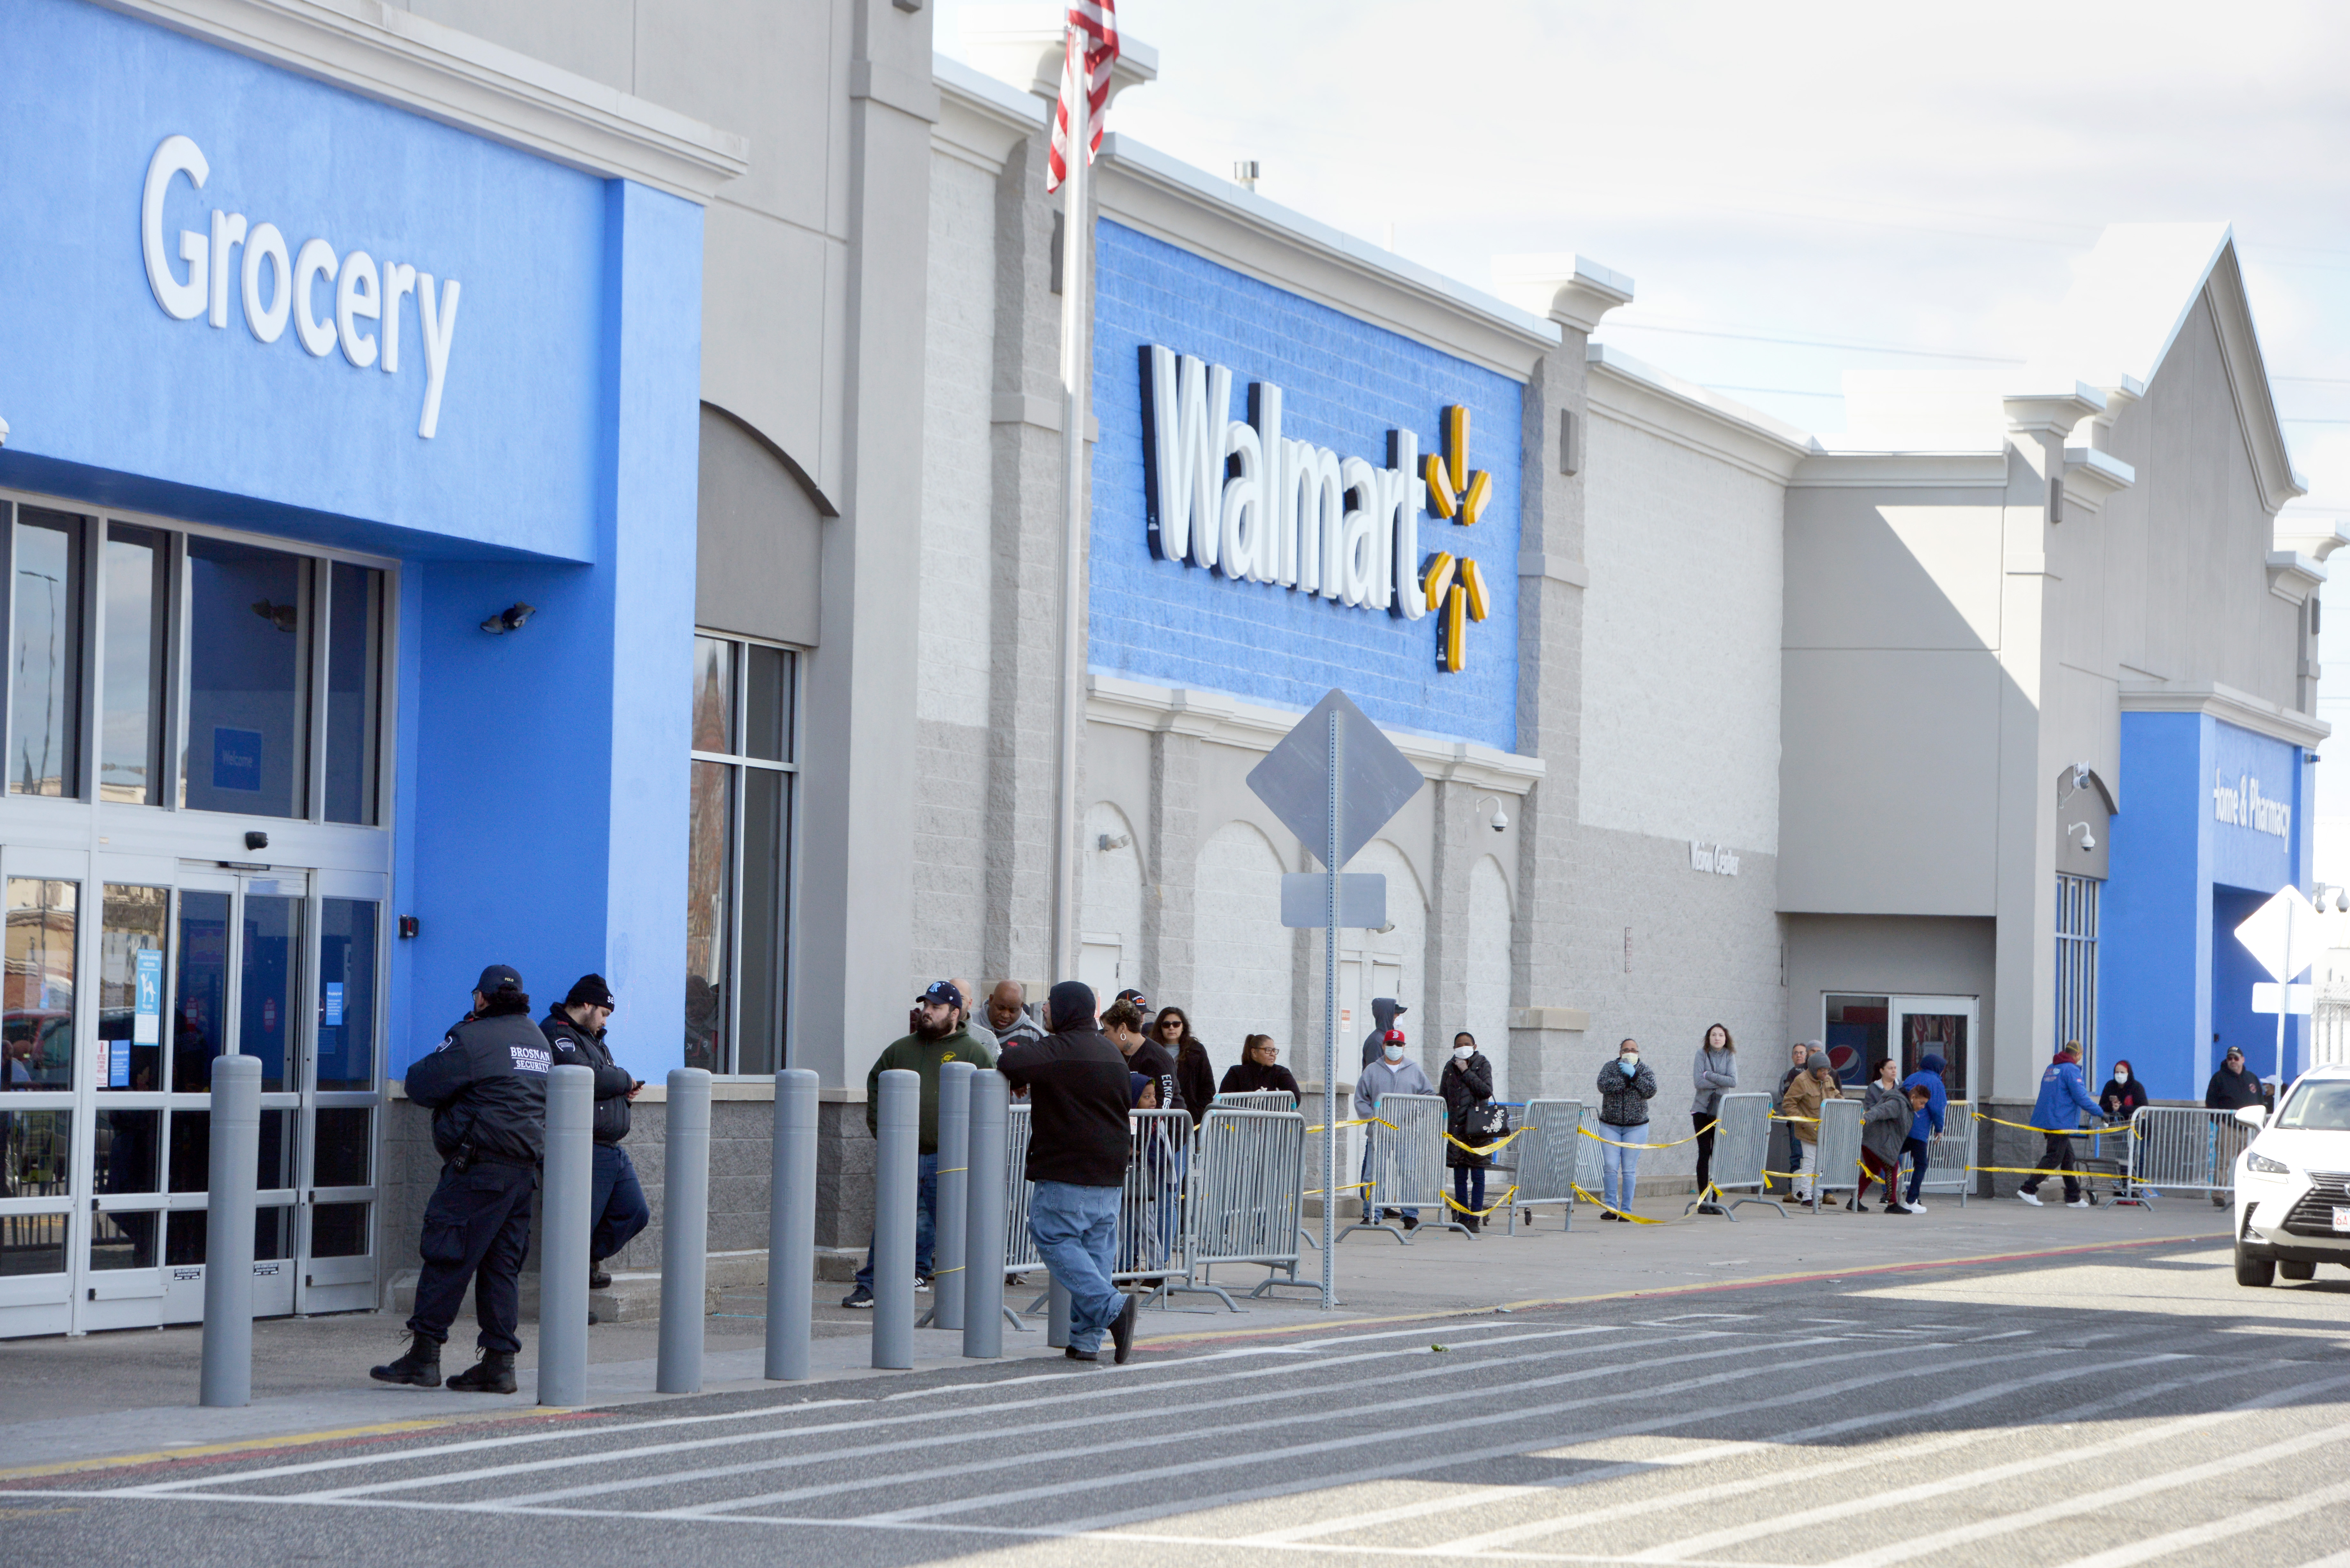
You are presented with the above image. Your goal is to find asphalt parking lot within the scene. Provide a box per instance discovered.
[6,1234,2347,1568]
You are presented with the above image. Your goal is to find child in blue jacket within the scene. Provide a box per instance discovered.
[1895,1054,1950,1210]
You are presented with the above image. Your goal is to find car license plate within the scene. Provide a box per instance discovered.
[2334,1207,2350,1234]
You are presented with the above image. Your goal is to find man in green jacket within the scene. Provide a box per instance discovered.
[842,981,997,1308]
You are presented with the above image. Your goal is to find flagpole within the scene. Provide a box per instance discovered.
[1049,22,1091,987]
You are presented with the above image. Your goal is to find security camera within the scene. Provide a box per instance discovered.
[2067,821,2095,852]
[1477,794,1508,833]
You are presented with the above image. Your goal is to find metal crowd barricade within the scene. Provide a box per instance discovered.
[1003,1102,1040,1275]
[1115,1107,1205,1304]
[1213,1090,1300,1112]
[2128,1106,2253,1201]
[1189,1107,1309,1298]
[1339,1093,1465,1242]
[1690,1091,1784,1219]
[1915,1103,1973,1205]
[1515,1099,1582,1229]
[1573,1104,1605,1200]
[1805,1097,1863,1211]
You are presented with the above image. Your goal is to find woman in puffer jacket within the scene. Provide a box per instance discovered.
[1440,1033,1497,1232]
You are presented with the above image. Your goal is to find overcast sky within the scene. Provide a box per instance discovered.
[941,0,2350,859]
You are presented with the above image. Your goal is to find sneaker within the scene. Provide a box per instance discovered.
[1110,1292,1139,1365]
[2066,1198,2092,1210]
[915,1275,934,1293]
[841,1285,875,1308]
[589,1262,612,1291]
[2018,1190,2043,1207]
[1599,1210,1618,1222]
[1064,1345,1098,1363]
[1906,1201,1928,1213]
[1399,1214,1421,1232]
[1883,1202,1912,1216]
[1846,1198,1870,1213]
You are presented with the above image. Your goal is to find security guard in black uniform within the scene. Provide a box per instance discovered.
[371,964,550,1393]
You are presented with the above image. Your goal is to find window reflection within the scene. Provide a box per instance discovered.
[101,524,168,805]
[174,893,230,1093]
[4,879,76,1090]
[11,509,85,798]
[99,884,169,1092]
[685,760,731,1073]
[183,537,308,818]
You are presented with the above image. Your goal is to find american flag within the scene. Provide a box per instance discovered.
[1045,0,1119,194]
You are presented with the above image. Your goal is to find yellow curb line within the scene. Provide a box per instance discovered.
[0,1410,570,1483]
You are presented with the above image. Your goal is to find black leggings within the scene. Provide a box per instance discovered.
[1692,1113,1718,1191]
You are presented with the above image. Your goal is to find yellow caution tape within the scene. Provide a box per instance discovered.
[1301,1180,1376,1197]
[1307,1118,1398,1134]
[1570,1183,1668,1224]
[1444,1127,1529,1155]
[1969,1110,2122,1137]
[1441,1185,1521,1217]
[1578,1119,1717,1150]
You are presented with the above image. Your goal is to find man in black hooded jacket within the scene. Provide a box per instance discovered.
[541,973,647,1289]
[371,964,550,1395]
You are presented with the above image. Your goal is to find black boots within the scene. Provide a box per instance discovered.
[445,1350,518,1394]
[369,1333,443,1388]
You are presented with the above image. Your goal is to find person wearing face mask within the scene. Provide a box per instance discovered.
[1595,1039,1659,1219]
[2099,1058,2149,1121]
[1356,1028,1435,1230]
[1440,1033,1497,1232]
[1779,1051,1843,1205]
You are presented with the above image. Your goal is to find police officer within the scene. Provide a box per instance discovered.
[540,974,648,1291]
[371,964,550,1394]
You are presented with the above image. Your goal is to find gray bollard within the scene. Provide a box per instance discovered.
[1047,1275,1072,1349]
[539,1063,594,1407]
[872,1067,919,1369]
[657,1067,713,1394]
[200,1054,261,1408]
[962,1069,1008,1358]
[765,1068,818,1381]
[927,1062,974,1332]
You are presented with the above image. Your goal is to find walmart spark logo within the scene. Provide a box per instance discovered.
[1421,405,1491,671]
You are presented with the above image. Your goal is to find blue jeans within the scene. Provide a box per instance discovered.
[1600,1130,1641,1210]
[1899,1136,1929,1204]
[1363,1135,1418,1221]
[856,1152,938,1292]
[590,1144,651,1263]
[1028,1180,1124,1353]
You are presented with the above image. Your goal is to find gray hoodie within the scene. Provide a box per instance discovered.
[1691,1047,1738,1116]
[1359,998,1409,1067]
[1355,1052,1435,1120]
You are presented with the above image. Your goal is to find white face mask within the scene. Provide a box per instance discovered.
[1383,1044,1405,1062]
[1620,1054,1639,1070]
[2115,1069,2130,1083]
[1453,1045,1474,1061]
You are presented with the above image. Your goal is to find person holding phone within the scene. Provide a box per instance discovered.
[542,974,648,1292]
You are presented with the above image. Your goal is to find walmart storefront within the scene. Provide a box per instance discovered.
[0,0,716,1336]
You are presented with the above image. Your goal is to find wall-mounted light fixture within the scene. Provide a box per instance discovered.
[480,602,536,635]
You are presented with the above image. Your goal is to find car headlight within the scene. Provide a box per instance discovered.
[2246,1150,2291,1176]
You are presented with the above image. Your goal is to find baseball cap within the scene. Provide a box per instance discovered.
[1115,988,1148,1009]
[475,964,522,997]
[1382,1029,1406,1045]
[921,980,964,1011]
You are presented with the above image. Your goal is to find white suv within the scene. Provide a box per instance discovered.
[2233,1063,2350,1286]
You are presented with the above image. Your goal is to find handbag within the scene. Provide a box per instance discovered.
[1465,1098,1510,1145]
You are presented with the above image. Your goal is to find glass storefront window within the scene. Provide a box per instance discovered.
[183,537,309,818]
[242,893,303,1094]
[1,1110,70,1197]
[99,884,169,1091]
[11,509,85,798]
[324,562,383,825]
[0,1211,68,1277]
[100,524,168,804]
[685,634,796,1074]
[317,898,378,1089]
[4,878,76,1090]
[174,892,231,1093]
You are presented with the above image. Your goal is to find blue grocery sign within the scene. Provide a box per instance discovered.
[324,981,345,1027]
[212,727,262,792]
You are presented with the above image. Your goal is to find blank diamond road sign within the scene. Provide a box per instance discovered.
[1245,688,1425,872]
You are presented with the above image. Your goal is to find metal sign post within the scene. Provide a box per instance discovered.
[2236,885,2322,1086]
[1246,689,1425,1311]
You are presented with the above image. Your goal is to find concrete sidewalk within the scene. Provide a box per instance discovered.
[0,1195,2229,1474]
